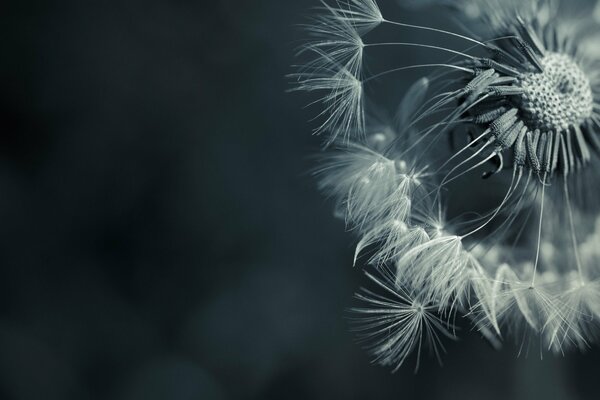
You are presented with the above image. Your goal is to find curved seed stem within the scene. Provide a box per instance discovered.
[563,174,585,285]
[531,173,548,287]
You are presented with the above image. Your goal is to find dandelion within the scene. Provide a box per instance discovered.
[293,0,600,370]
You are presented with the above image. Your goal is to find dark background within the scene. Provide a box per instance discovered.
[1,1,599,399]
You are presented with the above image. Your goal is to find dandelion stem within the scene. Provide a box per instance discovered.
[383,19,486,47]
[365,42,476,60]
[563,174,585,285]
[438,140,494,188]
[477,168,532,254]
[434,129,490,175]
[531,173,547,287]
[511,173,536,248]
[364,64,473,84]
[461,167,521,239]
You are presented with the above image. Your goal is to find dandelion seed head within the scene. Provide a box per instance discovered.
[519,53,594,132]
[295,0,600,370]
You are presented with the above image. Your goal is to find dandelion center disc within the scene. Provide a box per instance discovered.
[519,53,593,131]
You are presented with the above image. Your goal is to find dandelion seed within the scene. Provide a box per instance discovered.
[396,77,430,129]
[394,234,486,313]
[315,144,397,227]
[548,277,600,352]
[355,224,428,267]
[292,61,365,141]
[324,0,384,34]
[301,13,365,76]
[351,267,455,372]
[482,264,565,354]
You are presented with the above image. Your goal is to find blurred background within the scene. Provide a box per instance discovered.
[1,0,599,399]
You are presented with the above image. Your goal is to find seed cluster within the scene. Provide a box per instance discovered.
[519,53,593,132]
